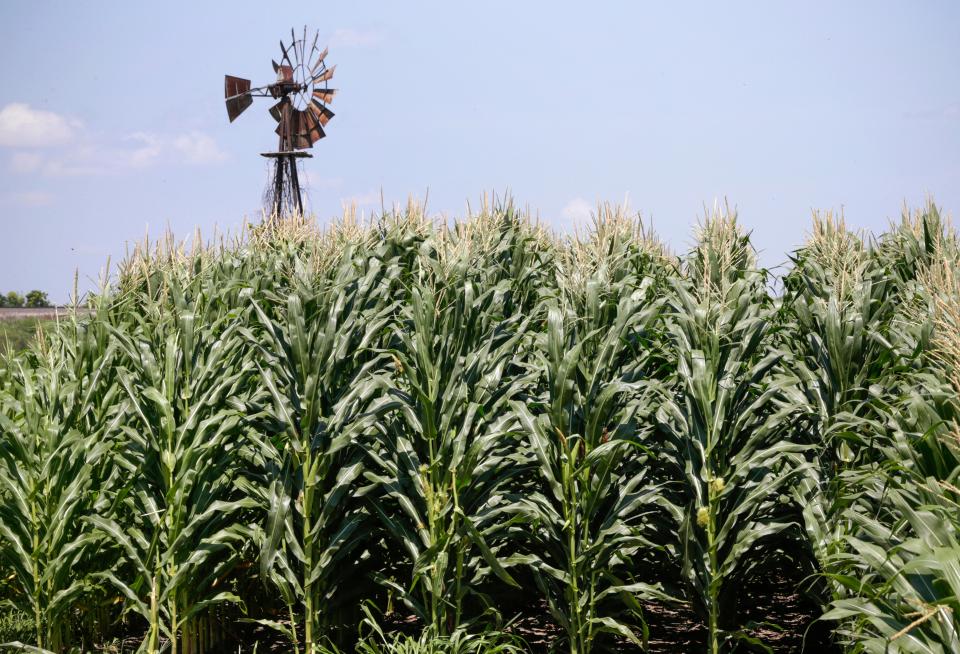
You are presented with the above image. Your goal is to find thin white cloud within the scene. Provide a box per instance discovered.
[39,145,110,176]
[126,131,227,167]
[172,131,228,165]
[330,28,382,48]
[126,132,164,167]
[6,129,228,176]
[561,198,593,225]
[2,190,54,207]
[0,103,80,148]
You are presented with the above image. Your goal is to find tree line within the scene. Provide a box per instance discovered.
[0,290,50,308]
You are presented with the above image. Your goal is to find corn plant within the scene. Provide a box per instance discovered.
[823,469,960,652]
[0,317,121,651]
[819,210,960,652]
[783,207,960,650]
[511,283,672,653]
[363,219,542,635]
[248,241,398,653]
[4,202,960,653]
[656,211,811,653]
[89,277,261,654]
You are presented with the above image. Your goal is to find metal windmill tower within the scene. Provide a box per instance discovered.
[224,27,337,219]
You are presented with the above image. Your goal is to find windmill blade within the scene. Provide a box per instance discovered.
[224,75,253,122]
[310,99,335,126]
[268,98,290,123]
[313,65,336,83]
[312,88,337,105]
[286,109,317,150]
[292,133,312,150]
[299,108,325,146]
[310,47,329,74]
[272,59,280,73]
[274,101,297,147]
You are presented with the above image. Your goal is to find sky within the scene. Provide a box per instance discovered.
[1,2,958,302]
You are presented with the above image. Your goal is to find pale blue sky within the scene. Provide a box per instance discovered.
[1,2,958,301]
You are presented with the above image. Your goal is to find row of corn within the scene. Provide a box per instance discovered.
[0,199,957,653]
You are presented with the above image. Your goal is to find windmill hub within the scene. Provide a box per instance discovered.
[224,27,337,220]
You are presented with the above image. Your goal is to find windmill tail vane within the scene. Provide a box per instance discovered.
[224,26,337,221]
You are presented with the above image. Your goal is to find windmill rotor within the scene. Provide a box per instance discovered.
[224,26,337,219]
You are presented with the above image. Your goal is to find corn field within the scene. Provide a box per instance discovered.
[1,199,958,654]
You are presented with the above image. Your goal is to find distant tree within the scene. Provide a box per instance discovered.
[5,291,25,308]
[0,294,6,308]
[25,290,50,308]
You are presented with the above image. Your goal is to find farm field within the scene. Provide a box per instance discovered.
[0,316,54,356]
[0,201,958,654]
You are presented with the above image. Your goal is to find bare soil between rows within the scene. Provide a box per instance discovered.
[135,568,836,653]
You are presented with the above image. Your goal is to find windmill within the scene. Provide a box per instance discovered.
[225,27,336,219]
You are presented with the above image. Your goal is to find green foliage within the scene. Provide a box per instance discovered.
[510,218,672,653]
[24,292,49,309]
[0,200,958,654]
[364,212,542,635]
[784,204,960,653]
[0,314,121,651]
[250,239,398,653]
[87,275,263,654]
[3,292,25,309]
[656,209,811,653]
[0,319,51,356]
[0,610,33,647]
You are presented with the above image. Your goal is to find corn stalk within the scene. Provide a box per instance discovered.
[0,314,121,651]
[249,241,397,652]
[657,211,811,652]
[89,277,260,654]
[364,218,543,635]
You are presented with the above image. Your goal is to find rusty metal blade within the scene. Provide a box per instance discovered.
[310,99,335,126]
[225,75,251,98]
[299,109,325,145]
[225,76,253,122]
[293,109,307,134]
[226,94,253,122]
[292,134,312,149]
[286,108,311,149]
[312,88,337,104]
[310,46,328,74]
[313,64,336,83]
[273,101,295,144]
[306,116,325,145]
[295,121,324,148]
[268,99,288,123]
